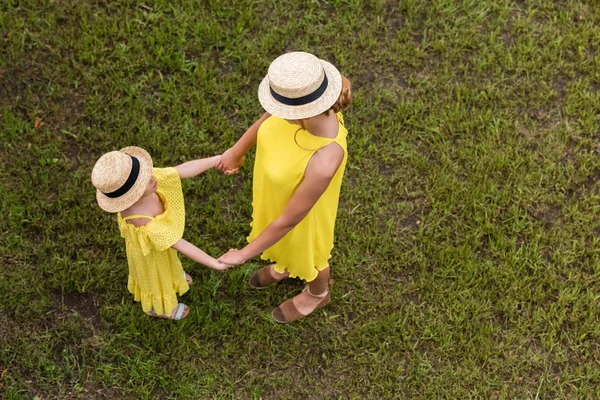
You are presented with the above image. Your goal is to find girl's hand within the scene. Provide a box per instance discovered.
[216,148,244,175]
[211,260,234,271]
[217,249,247,265]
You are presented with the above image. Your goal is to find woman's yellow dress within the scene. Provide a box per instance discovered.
[117,167,189,315]
[248,113,348,282]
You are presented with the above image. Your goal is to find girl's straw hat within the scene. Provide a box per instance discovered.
[258,52,342,120]
[91,146,153,213]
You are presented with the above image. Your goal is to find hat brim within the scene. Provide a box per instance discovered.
[96,146,153,213]
[258,60,342,120]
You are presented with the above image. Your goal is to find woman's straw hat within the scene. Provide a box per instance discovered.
[91,146,153,213]
[258,52,342,120]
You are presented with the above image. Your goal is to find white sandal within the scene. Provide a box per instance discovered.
[147,303,189,321]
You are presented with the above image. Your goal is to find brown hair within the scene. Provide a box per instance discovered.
[328,75,352,114]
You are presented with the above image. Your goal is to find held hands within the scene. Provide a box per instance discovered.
[217,249,247,266]
[216,148,244,175]
[211,260,235,271]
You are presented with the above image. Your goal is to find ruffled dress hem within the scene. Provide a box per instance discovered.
[128,276,189,315]
[259,253,331,282]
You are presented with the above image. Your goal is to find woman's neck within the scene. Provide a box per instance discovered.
[304,112,338,139]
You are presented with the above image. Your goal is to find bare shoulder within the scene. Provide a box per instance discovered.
[120,206,153,227]
[125,217,152,227]
[307,142,345,179]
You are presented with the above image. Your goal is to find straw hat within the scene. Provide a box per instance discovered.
[91,146,153,213]
[258,52,342,120]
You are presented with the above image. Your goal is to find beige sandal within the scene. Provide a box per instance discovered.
[271,286,330,323]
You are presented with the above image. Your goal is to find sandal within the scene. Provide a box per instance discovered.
[249,264,288,289]
[147,303,190,321]
[271,286,330,323]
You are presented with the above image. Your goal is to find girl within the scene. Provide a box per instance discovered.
[91,146,230,321]
[216,51,352,323]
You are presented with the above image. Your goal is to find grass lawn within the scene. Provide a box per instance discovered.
[2,0,600,398]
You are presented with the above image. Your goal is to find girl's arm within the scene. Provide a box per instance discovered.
[174,155,219,179]
[172,239,231,270]
[215,112,271,174]
[218,142,344,265]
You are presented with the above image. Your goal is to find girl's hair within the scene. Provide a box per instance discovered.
[328,75,352,114]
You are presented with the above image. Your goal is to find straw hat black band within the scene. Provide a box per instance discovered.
[103,155,140,198]
[269,74,329,106]
[258,52,342,119]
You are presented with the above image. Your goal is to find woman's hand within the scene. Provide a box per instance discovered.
[217,249,247,266]
[216,148,244,175]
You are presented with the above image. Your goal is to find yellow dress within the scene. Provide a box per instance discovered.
[248,113,348,282]
[117,167,189,315]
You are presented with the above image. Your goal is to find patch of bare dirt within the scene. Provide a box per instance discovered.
[54,291,103,329]
[529,203,562,228]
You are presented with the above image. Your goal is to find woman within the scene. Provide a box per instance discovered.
[216,51,352,323]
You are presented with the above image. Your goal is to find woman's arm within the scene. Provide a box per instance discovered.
[218,142,344,265]
[174,155,219,179]
[215,112,271,174]
[172,238,231,270]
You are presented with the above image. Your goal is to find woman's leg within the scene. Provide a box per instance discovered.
[307,266,330,295]
[270,264,290,280]
[249,264,289,288]
[272,267,331,322]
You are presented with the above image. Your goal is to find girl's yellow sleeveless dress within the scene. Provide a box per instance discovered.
[117,167,189,316]
[248,113,348,282]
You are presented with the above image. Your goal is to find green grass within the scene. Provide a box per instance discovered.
[2,0,600,398]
